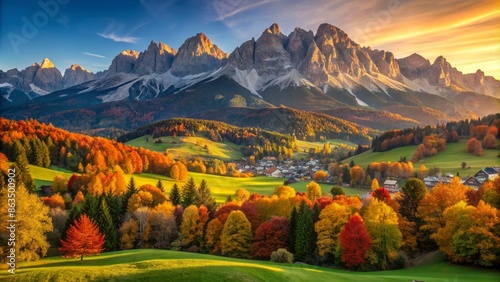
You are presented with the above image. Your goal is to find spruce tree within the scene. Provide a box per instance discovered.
[196,179,217,215]
[13,156,36,193]
[181,177,198,207]
[98,198,118,251]
[156,179,165,193]
[169,184,181,206]
[122,177,137,214]
[61,202,84,241]
[288,206,298,253]
[294,200,315,262]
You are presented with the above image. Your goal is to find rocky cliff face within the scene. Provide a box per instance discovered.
[107,50,140,76]
[398,54,499,97]
[397,53,431,80]
[170,33,228,77]
[63,64,95,88]
[133,41,177,76]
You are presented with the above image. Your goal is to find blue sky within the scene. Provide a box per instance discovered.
[1,0,498,77]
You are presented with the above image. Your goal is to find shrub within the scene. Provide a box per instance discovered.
[270,248,294,264]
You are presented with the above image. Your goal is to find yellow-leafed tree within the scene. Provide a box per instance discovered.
[221,210,252,258]
[315,203,352,257]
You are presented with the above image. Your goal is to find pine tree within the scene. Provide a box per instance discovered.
[98,198,118,251]
[169,184,181,206]
[181,177,198,207]
[294,201,315,262]
[156,179,165,193]
[288,206,298,253]
[59,214,105,260]
[122,177,137,214]
[196,179,217,215]
[13,156,36,193]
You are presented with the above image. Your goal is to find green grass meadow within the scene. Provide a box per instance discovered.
[126,135,244,161]
[345,141,499,175]
[1,249,498,282]
[27,165,363,202]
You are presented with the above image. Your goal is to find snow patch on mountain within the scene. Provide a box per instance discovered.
[29,83,49,95]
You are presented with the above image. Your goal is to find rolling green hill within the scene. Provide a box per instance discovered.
[345,141,499,174]
[2,249,498,282]
[27,165,362,202]
[125,135,244,161]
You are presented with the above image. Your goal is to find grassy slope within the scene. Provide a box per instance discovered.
[126,135,244,161]
[28,166,362,202]
[2,249,498,282]
[345,141,499,174]
[295,139,357,159]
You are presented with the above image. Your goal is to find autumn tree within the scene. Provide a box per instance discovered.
[313,170,328,181]
[273,185,296,198]
[483,134,497,149]
[146,204,178,249]
[235,188,250,202]
[0,184,53,261]
[315,203,352,258]
[339,214,372,268]
[221,210,252,258]
[251,217,289,259]
[418,178,468,236]
[371,188,391,203]
[363,199,402,269]
[169,183,181,206]
[51,175,68,194]
[119,219,139,250]
[59,214,105,260]
[466,138,483,156]
[306,181,322,202]
[180,205,201,250]
[371,178,379,191]
[43,194,66,209]
[433,201,499,266]
[418,164,428,179]
[205,218,223,255]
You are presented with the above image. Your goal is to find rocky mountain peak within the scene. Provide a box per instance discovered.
[286,27,315,66]
[170,33,228,76]
[107,50,140,76]
[266,23,282,35]
[133,41,176,75]
[63,64,95,88]
[40,58,55,69]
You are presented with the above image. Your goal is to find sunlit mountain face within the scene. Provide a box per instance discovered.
[1,0,498,78]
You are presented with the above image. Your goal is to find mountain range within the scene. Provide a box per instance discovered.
[1,23,499,136]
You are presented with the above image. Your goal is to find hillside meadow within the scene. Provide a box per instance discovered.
[345,141,499,175]
[1,249,498,282]
[27,165,362,202]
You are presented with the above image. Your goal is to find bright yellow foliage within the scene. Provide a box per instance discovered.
[315,203,352,256]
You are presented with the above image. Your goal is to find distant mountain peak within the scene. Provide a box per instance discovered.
[40,58,55,69]
[70,64,91,73]
[267,23,282,35]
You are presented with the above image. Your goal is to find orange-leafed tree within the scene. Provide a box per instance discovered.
[339,214,372,268]
[483,134,497,149]
[313,170,328,181]
[251,216,289,259]
[466,138,483,156]
[59,214,105,260]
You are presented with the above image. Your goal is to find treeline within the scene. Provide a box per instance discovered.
[118,118,296,159]
[193,107,375,145]
[372,113,500,152]
[306,142,371,164]
[3,153,498,271]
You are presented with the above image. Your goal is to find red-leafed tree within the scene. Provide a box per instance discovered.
[371,188,391,203]
[339,213,372,268]
[59,214,105,260]
[251,217,289,259]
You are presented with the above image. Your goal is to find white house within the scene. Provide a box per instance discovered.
[384,180,399,192]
